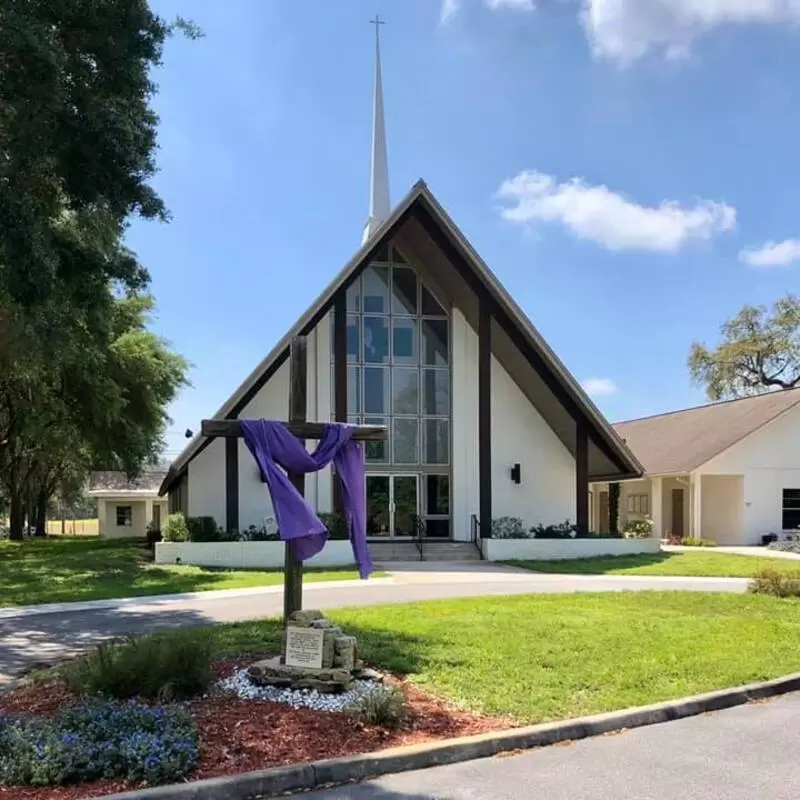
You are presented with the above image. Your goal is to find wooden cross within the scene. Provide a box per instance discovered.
[201,335,387,625]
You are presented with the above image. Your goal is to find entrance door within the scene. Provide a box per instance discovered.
[599,492,609,534]
[366,475,419,538]
[671,489,684,539]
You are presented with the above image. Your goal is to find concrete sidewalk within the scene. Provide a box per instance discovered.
[664,544,800,559]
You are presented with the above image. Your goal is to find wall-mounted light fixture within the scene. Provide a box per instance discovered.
[510,463,521,485]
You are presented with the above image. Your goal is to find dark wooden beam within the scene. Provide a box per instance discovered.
[576,421,589,535]
[284,337,307,622]
[225,437,239,532]
[333,290,348,514]
[478,297,492,538]
[201,419,387,441]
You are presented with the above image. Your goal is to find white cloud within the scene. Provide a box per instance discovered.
[486,0,535,9]
[582,0,800,62]
[496,170,736,252]
[441,0,461,23]
[441,0,534,23]
[740,238,800,267]
[582,377,620,397]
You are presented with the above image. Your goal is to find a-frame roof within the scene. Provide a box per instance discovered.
[160,181,642,495]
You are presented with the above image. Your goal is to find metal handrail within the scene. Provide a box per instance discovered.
[470,514,485,560]
[411,514,425,561]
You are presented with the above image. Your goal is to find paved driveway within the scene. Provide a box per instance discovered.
[0,564,747,685]
[298,692,800,799]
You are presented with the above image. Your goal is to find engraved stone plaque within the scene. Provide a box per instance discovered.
[285,626,325,669]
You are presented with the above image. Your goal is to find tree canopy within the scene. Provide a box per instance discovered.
[0,1,195,538]
[689,295,800,400]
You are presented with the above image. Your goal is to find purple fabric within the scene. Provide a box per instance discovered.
[241,420,373,579]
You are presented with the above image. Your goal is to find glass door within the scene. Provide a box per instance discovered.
[366,474,419,538]
[392,475,419,537]
[366,475,391,537]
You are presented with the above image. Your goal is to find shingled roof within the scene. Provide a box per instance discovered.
[613,388,800,476]
[88,471,167,494]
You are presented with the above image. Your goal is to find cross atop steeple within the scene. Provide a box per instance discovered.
[362,15,391,245]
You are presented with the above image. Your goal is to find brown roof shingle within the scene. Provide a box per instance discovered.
[613,389,800,476]
[89,471,166,493]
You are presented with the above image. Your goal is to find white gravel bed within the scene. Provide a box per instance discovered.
[217,667,385,712]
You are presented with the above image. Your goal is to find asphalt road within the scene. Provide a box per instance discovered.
[0,566,747,685]
[296,692,800,800]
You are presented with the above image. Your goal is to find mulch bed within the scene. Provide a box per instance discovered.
[0,658,514,799]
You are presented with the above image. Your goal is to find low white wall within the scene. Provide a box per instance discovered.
[155,541,355,569]
[484,537,661,561]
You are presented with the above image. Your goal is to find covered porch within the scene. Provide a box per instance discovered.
[590,473,744,544]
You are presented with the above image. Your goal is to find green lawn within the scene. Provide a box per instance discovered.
[0,537,373,607]
[506,550,800,578]
[185,592,800,723]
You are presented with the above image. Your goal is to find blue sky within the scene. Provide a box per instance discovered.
[128,0,800,459]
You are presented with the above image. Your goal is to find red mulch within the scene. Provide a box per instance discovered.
[0,658,513,800]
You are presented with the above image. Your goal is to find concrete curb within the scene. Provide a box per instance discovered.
[101,671,800,800]
[0,577,394,621]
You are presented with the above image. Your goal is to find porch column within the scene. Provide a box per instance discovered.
[97,499,105,538]
[691,473,702,539]
[145,499,153,523]
[650,477,663,540]
[478,296,492,538]
[575,422,589,535]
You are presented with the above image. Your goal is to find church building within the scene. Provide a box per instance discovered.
[159,27,642,545]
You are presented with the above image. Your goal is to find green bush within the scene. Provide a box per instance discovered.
[318,511,349,540]
[162,513,190,543]
[65,631,214,701]
[347,686,406,729]
[186,515,221,542]
[491,517,528,539]
[680,536,717,547]
[749,568,800,598]
[0,699,197,787]
[623,518,654,539]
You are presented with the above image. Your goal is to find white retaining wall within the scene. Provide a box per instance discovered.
[155,541,356,569]
[484,538,661,561]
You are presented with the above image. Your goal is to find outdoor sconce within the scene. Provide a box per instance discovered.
[510,463,521,485]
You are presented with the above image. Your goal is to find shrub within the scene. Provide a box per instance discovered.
[0,699,197,787]
[318,511,349,540]
[768,533,800,554]
[162,513,190,543]
[623,518,654,539]
[347,686,406,729]
[186,516,221,542]
[749,568,800,598]
[491,517,528,539]
[531,520,576,539]
[240,524,279,542]
[65,631,213,702]
[680,536,717,547]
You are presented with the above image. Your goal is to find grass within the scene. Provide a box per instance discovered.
[0,537,376,607]
[506,550,800,578]
[167,592,800,724]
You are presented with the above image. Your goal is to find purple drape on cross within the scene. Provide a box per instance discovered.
[240,420,373,579]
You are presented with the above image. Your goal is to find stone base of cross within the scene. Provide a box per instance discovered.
[201,336,387,626]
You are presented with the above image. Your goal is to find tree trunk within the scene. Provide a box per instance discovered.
[34,488,48,537]
[609,482,620,535]
[9,492,24,541]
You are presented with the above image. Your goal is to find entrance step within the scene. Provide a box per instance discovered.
[369,541,482,563]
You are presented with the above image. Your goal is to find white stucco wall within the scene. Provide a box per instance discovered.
[700,475,744,544]
[490,354,575,529]
[99,499,147,539]
[699,404,800,543]
[187,437,226,522]
[451,308,479,541]
[155,540,355,569]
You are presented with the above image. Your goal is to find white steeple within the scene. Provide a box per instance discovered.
[362,16,391,244]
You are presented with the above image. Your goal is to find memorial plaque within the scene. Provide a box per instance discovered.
[285,626,325,669]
